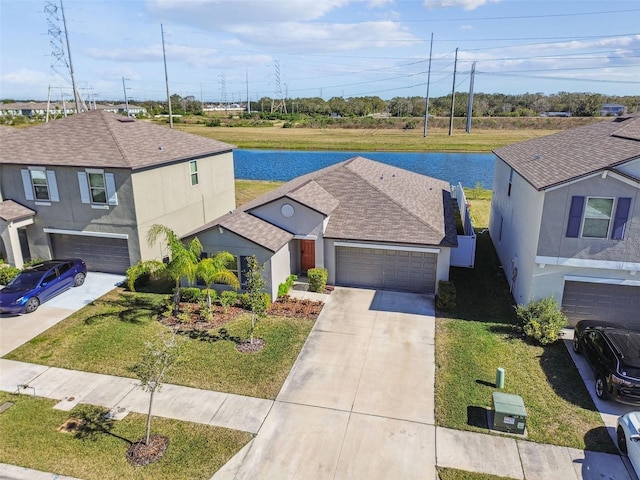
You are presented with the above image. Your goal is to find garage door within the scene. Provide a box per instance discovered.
[50,234,130,274]
[336,246,437,293]
[561,281,640,325]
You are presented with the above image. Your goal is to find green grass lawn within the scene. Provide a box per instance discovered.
[438,468,512,480]
[4,289,314,399]
[0,392,251,480]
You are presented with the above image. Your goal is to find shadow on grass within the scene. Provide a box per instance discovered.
[84,292,165,326]
[71,405,132,445]
[174,327,243,344]
[467,405,490,429]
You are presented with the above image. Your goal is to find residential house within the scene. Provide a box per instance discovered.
[183,156,458,300]
[0,111,236,272]
[601,103,628,117]
[491,115,640,324]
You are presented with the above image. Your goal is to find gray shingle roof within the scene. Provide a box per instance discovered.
[211,211,294,253]
[0,110,234,170]
[0,200,35,222]
[186,156,457,250]
[493,116,640,191]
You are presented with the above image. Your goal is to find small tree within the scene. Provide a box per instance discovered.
[196,252,240,309]
[131,330,183,446]
[245,255,267,344]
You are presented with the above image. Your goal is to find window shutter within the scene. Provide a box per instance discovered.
[46,170,60,202]
[77,172,90,203]
[105,173,118,205]
[611,197,631,240]
[21,169,34,200]
[566,196,585,238]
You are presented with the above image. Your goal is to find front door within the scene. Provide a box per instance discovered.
[300,240,315,272]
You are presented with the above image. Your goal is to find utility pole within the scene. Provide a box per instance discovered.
[246,69,251,114]
[449,47,458,136]
[466,62,476,133]
[161,23,173,128]
[122,77,130,116]
[46,85,52,123]
[423,32,434,137]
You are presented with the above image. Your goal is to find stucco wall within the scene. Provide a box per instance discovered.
[537,174,640,263]
[250,198,325,236]
[133,151,236,261]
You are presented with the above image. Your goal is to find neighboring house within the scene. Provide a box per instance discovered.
[601,103,628,117]
[0,110,236,272]
[490,115,640,324]
[183,156,458,300]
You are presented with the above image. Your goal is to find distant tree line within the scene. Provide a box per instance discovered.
[131,91,639,119]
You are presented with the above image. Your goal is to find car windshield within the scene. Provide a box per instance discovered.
[6,271,45,290]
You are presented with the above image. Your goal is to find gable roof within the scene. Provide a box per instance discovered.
[0,110,234,170]
[0,200,35,222]
[493,116,640,191]
[187,156,457,250]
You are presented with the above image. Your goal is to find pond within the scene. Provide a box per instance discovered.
[234,150,495,188]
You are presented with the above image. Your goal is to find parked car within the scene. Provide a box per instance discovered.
[573,320,640,405]
[618,411,640,475]
[0,259,87,314]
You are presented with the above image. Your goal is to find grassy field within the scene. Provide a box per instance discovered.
[5,289,314,399]
[176,124,558,152]
[0,392,251,480]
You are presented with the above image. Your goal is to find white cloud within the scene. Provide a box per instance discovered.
[423,0,500,11]
[0,68,50,86]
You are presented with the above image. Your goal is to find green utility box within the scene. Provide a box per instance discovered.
[492,392,527,434]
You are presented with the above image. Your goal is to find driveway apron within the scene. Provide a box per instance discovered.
[215,287,437,480]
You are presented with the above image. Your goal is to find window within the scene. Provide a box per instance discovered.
[507,168,513,197]
[20,168,59,203]
[218,255,246,286]
[78,170,118,206]
[190,160,199,186]
[582,197,613,238]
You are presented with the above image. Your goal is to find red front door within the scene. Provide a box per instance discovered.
[300,240,315,272]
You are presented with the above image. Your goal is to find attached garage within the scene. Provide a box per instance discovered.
[49,232,130,274]
[335,245,437,293]
[561,280,640,325]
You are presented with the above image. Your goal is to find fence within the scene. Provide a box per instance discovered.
[450,183,476,268]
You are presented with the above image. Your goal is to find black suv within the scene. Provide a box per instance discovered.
[573,320,640,405]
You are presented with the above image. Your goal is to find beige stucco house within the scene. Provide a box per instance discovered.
[0,111,236,272]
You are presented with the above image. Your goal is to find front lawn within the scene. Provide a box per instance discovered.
[435,233,616,453]
[4,289,315,399]
[0,392,251,480]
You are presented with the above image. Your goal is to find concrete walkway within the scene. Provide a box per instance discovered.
[0,286,635,479]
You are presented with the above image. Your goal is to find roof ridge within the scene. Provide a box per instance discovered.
[100,111,131,166]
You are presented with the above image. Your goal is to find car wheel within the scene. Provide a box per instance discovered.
[595,375,608,399]
[572,335,581,353]
[618,425,628,454]
[74,272,86,287]
[25,297,40,313]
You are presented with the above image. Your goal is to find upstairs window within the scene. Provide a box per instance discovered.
[20,168,59,203]
[507,168,514,197]
[78,169,118,207]
[88,172,107,204]
[582,197,613,238]
[190,160,199,186]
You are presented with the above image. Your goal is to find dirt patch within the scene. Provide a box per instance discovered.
[236,338,266,353]
[126,435,169,467]
[58,418,85,434]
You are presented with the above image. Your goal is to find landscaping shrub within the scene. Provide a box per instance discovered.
[278,274,298,297]
[436,280,456,311]
[307,268,328,293]
[0,265,20,285]
[179,287,203,303]
[515,296,568,345]
[219,290,238,312]
[239,293,251,310]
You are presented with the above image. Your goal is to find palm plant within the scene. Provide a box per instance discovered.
[196,252,240,309]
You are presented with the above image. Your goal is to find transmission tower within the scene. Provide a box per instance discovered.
[45,0,87,113]
[219,73,228,111]
[271,60,287,114]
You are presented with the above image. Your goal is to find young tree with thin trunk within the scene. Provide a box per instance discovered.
[196,252,240,309]
[245,255,267,344]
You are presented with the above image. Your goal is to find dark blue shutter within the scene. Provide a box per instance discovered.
[566,196,585,238]
[240,256,249,287]
[611,198,631,240]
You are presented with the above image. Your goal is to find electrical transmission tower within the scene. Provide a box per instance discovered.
[219,73,228,111]
[45,0,87,113]
[271,60,287,114]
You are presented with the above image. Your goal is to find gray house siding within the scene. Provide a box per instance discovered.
[537,174,640,262]
[250,199,326,236]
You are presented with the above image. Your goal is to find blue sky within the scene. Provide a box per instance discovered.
[1,0,639,102]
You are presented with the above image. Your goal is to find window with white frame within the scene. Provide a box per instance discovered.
[582,197,614,238]
[20,168,59,203]
[77,169,118,207]
[88,171,107,204]
[190,160,199,186]
[30,169,50,200]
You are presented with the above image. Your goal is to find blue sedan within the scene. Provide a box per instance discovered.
[0,259,87,314]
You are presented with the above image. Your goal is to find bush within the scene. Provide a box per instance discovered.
[238,293,251,310]
[515,296,568,345]
[436,280,456,311]
[307,268,328,293]
[278,274,298,297]
[179,287,203,303]
[219,290,238,312]
[0,265,20,286]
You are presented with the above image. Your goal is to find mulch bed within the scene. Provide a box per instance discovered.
[126,435,169,466]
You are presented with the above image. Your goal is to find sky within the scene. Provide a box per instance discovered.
[1,0,639,103]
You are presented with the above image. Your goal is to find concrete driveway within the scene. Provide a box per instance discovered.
[0,272,125,356]
[215,287,437,480]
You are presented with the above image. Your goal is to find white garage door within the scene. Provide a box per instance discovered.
[336,246,437,293]
[561,281,640,326]
[50,234,131,274]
